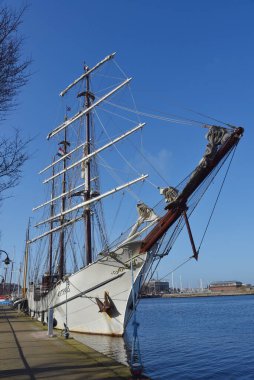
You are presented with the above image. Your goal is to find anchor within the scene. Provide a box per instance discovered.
[95,291,112,313]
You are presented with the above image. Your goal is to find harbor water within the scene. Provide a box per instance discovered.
[72,295,254,379]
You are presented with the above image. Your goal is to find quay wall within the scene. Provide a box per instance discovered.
[161,290,254,298]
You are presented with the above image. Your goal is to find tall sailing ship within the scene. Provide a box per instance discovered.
[25,53,243,336]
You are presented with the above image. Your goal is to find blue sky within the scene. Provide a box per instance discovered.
[0,0,253,287]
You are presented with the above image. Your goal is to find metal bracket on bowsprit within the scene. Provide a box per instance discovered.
[182,210,199,261]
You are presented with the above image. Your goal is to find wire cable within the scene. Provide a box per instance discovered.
[197,145,238,252]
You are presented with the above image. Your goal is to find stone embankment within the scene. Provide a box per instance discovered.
[162,290,254,298]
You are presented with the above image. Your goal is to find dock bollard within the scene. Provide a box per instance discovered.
[47,307,54,337]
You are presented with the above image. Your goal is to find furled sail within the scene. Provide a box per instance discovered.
[128,203,158,238]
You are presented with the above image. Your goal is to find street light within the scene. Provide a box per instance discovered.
[0,274,5,293]
[0,250,11,265]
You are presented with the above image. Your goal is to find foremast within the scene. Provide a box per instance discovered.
[140,126,244,254]
[83,65,93,265]
[30,52,149,277]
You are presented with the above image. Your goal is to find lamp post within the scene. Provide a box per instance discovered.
[0,250,11,296]
[0,274,5,294]
[0,250,11,266]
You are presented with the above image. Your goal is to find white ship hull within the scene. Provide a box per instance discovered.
[27,242,153,336]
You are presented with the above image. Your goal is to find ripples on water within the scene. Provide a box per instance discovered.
[72,295,254,379]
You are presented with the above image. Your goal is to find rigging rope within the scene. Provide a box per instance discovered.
[104,100,204,127]
[94,109,158,191]
[100,105,138,124]
[159,257,193,282]
[108,191,125,238]
[99,107,169,188]
[113,59,129,79]
[170,102,235,129]
[197,144,238,252]
[156,145,239,284]
[113,58,234,129]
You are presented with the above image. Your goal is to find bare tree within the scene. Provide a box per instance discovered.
[0,5,30,114]
[0,5,30,201]
[0,131,28,197]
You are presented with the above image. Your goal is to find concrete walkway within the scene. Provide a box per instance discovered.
[0,305,132,379]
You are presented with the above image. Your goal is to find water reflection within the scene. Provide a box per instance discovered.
[71,331,131,365]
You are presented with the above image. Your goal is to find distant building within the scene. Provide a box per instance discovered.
[142,280,169,295]
[209,281,243,292]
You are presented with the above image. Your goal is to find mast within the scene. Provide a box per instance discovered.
[48,159,55,278]
[31,53,147,255]
[84,66,92,265]
[9,260,14,295]
[59,126,68,278]
[22,220,30,298]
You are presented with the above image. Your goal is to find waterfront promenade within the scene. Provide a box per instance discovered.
[0,305,132,379]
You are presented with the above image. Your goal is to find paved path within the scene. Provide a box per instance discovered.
[0,305,132,379]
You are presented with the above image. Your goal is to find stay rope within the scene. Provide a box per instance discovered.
[157,144,238,283]
[113,58,237,130]
[159,257,193,282]
[105,100,204,127]
[197,144,238,252]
